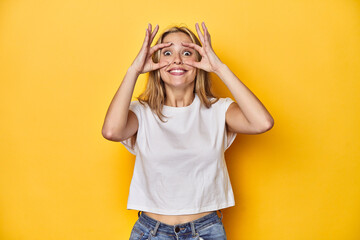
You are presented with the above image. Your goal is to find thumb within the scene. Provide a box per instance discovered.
[159,61,171,69]
[183,60,200,69]
[151,61,170,71]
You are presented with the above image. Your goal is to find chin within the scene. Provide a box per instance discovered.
[162,79,196,88]
[161,74,196,83]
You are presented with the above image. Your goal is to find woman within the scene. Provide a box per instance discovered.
[102,22,274,239]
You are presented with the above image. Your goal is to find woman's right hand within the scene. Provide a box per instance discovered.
[130,23,172,75]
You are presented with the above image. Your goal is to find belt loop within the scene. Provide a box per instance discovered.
[150,221,161,236]
[138,211,141,217]
[190,221,196,236]
[218,210,223,220]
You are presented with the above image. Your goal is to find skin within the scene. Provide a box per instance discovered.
[158,31,198,107]
[119,21,274,225]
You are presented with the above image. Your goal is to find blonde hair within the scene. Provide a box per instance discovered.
[137,24,219,120]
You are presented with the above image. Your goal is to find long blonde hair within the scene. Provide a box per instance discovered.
[136,24,220,122]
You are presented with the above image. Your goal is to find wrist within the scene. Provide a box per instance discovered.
[214,63,228,77]
[127,66,141,77]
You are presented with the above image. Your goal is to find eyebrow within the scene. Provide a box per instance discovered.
[161,44,193,51]
[163,42,192,45]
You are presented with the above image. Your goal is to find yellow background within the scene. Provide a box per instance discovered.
[1,0,359,239]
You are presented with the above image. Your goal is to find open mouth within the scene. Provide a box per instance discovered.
[168,69,188,76]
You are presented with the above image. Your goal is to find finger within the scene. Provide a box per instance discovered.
[181,42,205,56]
[204,23,212,46]
[149,24,159,45]
[147,23,152,47]
[141,27,150,49]
[183,60,201,69]
[149,42,172,56]
[153,61,171,71]
[202,22,210,47]
[202,22,211,47]
[195,23,205,45]
[195,22,205,45]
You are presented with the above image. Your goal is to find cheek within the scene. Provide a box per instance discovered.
[158,57,168,75]
[159,68,168,79]
[184,56,197,65]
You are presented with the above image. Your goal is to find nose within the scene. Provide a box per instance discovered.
[172,53,183,64]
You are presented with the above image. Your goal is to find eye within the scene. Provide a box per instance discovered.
[184,51,192,56]
[163,50,171,56]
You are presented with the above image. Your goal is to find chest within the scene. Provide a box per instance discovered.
[137,109,226,163]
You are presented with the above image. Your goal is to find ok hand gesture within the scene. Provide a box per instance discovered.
[130,24,172,75]
[181,22,224,74]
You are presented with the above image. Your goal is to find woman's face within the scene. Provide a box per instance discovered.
[159,32,198,89]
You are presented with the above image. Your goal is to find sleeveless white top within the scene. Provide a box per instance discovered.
[120,93,237,215]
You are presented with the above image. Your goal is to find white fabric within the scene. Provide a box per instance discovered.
[120,93,237,215]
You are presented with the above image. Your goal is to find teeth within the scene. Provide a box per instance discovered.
[170,69,185,73]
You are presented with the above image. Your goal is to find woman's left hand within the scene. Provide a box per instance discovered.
[181,22,224,74]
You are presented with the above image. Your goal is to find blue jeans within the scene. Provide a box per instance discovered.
[129,210,227,240]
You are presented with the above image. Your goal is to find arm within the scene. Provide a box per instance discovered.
[101,67,139,141]
[215,64,274,134]
[182,22,274,135]
[102,23,172,141]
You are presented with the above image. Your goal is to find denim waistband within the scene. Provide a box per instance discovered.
[137,210,223,237]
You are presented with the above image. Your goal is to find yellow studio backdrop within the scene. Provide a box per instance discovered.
[0,0,359,239]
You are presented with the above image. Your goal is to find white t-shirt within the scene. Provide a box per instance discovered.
[120,92,237,215]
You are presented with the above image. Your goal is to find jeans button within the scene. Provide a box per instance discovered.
[175,226,180,233]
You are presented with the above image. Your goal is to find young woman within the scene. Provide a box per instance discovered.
[102,22,274,240]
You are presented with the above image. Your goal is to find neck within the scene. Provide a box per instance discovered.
[164,92,195,107]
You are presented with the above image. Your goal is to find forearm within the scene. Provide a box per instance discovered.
[102,67,140,138]
[215,64,274,128]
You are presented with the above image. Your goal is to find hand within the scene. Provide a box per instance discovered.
[181,22,224,74]
[130,23,172,75]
